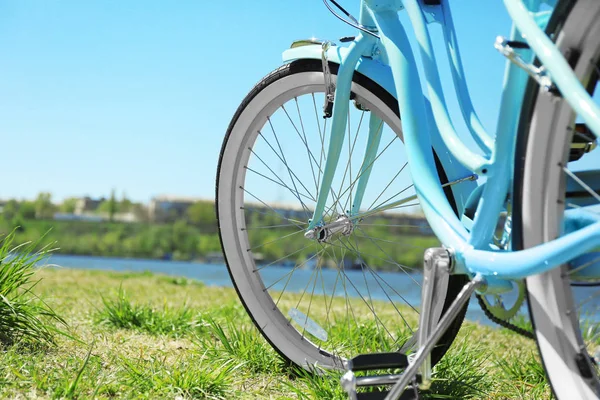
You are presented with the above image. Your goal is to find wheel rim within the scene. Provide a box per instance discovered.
[520,0,600,396]
[218,69,447,369]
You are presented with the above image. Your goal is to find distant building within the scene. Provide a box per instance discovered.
[388,213,433,235]
[112,212,138,223]
[244,200,310,222]
[74,197,105,215]
[53,213,103,222]
[149,195,210,222]
[60,196,139,223]
[53,211,138,223]
[272,203,309,222]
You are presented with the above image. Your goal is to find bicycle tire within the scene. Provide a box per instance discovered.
[216,58,468,370]
[514,0,600,397]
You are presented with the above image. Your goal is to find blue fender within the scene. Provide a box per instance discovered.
[283,44,397,99]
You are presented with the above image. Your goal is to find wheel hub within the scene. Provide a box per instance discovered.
[304,215,355,243]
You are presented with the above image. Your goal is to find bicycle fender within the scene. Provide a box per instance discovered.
[282,44,397,99]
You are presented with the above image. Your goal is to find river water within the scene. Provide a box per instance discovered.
[41,254,600,328]
[42,253,534,326]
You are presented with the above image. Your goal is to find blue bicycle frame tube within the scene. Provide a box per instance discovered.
[366,5,470,252]
[505,0,600,137]
[401,0,491,175]
[402,0,524,250]
[468,24,531,249]
[459,209,600,279]
[307,35,374,230]
[361,0,600,284]
[439,0,494,154]
[297,0,600,291]
[350,113,384,215]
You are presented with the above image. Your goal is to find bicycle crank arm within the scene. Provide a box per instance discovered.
[341,248,483,400]
[386,274,483,399]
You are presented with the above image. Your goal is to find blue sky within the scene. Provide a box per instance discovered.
[0,1,514,202]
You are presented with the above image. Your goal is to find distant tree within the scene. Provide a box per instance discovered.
[186,201,216,229]
[19,201,36,219]
[60,197,78,213]
[171,219,190,250]
[196,234,220,256]
[2,200,19,221]
[120,193,133,213]
[96,201,111,213]
[108,189,117,222]
[11,214,25,232]
[35,192,55,219]
[97,190,119,221]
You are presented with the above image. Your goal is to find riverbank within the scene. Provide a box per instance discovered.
[0,268,549,399]
[1,215,436,270]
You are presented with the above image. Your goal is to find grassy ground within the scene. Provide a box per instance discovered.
[0,267,551,399]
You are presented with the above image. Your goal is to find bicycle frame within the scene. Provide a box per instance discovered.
[283,0,600,292]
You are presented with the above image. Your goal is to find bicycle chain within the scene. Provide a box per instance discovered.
[475,294,534,339]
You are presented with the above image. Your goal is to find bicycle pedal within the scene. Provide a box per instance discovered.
[341,369,422,400]
[348,352,409,371]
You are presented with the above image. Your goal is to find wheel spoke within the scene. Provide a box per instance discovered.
[319,241,361,337]
[243,205,307,227]
[356,226,421,285]
[294,98,320,193]
[242,190,306,230]
[342,235,416,331]
[326,239,398,342]
[564,167,600,203]
[244,223,304,231]
[332,234,421,304]
[248,229,304,251]
[323,133,398,218]
[254,243,315,272]
[351,232,396,343]
[245,163,315,203]
[265,119,314,216]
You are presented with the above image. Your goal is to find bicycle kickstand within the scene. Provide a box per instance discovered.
[341,248,484,400]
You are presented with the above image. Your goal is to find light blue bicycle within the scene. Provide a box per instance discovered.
[216,0,600,397]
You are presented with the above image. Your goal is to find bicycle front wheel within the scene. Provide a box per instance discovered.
[217,59,468,370]
[516,0,600,397]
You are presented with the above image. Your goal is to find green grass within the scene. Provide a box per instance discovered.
[118,353,240,399]
[0,267,553,399]
[0,232,66,347]
[97,286,209,337]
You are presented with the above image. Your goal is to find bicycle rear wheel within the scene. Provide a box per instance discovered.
[516,0,600,397]
[216,59,468,370]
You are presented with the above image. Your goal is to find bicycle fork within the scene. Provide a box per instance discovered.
[306,16,472,239]
[307,34,382,232]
